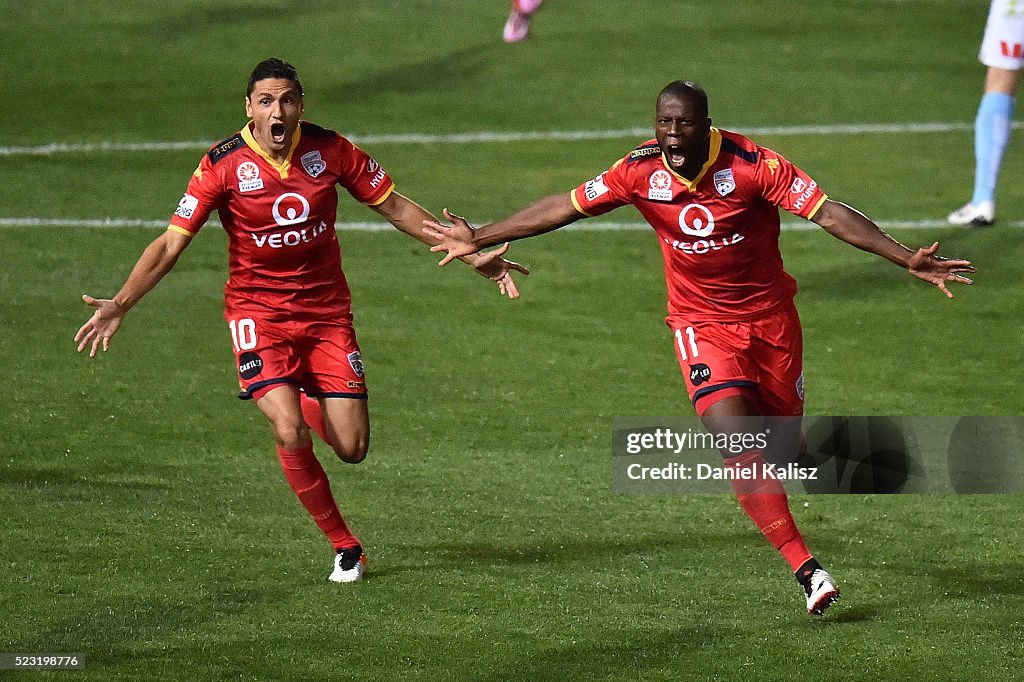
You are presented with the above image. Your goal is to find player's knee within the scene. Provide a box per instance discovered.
[340,449,367,464]
[332,435,369,464]
[273,418,312,451]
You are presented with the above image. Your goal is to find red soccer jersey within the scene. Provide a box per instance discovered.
[169,121,395,321]
[571,128,827,322]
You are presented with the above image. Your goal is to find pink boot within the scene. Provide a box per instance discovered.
[503,0,544,43]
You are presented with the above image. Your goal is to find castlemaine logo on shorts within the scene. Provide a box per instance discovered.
[239,351,264,380]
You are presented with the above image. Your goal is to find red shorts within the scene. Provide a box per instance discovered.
[668,302,804,417]
[225,313,368,402]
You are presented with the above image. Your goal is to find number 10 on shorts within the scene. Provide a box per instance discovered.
[675,327,699,361]
[229,318,258,351]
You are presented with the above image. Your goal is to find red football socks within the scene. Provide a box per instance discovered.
[299,392,329,443]
[275,443,359,550]
[725,450,813,572]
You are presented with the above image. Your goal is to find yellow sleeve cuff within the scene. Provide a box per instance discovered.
[366,184,396,207]
[569,191,593,217]
[806,195,828,221]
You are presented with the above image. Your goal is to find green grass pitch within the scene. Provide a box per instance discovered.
[2,1,1023,679]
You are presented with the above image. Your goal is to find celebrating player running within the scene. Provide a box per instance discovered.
[425,80,975,616]
[75,58,527,584]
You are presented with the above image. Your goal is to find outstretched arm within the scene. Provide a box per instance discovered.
[423,192,583,266]
[811,199,975,299]
[371,191,529,298]
[75,229,192,357]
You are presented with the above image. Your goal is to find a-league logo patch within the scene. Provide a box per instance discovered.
[237,161,264,192]
[689,363,711,386]
[796,372,805,401]
[648,170,673,201]
[713,169,736,196]
[301,150,326,178]
[347,351,365,378]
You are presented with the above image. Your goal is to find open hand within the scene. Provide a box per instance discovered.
[423,209,530,299]
[423,209,482,266]
[906,242,975,299]
[470,242,530,299]
[74,294,126,357]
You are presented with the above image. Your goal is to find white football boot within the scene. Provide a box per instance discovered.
[329,545,366,583]
[947,201,994,226]
[804,568,841,616]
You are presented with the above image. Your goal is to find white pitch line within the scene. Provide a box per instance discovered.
[2,121,1021,157]
[2,217,1017,231]
[0,217,173,228]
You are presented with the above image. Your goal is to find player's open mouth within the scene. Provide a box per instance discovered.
[270,123,286,143]
[665,146,686,167]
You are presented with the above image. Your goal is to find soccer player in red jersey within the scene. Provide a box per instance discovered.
[74,58,527,584]
[424,80,975,615]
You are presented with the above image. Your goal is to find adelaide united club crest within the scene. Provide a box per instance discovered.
[301,150,326,178]
[713,169,736,196]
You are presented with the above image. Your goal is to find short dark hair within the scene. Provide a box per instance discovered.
[247,58,303,97]
[657,80,708,117]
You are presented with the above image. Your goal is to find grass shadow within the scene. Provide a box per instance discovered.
[324,41,506,102]
[369,528,757,578]
[1,465,174,491]
[928,562,1024,598]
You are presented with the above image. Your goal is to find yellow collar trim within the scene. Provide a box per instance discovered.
[661,127,722,190]
[241,122,302,178]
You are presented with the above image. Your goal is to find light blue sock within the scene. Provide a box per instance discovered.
[972,92,1015,206]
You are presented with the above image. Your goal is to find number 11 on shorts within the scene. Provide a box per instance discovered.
[675,327,698,361]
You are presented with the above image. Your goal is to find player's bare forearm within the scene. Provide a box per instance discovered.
[812,200,913,266]
[423,194,578,269]
[112,230,191,311]
[76,229,189,356]
[470,193,584,248]
[812,199,975,298]
[374,193,479,263]
[378,192,528,297]
[373,192,439,246]
[378,192,523,269]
